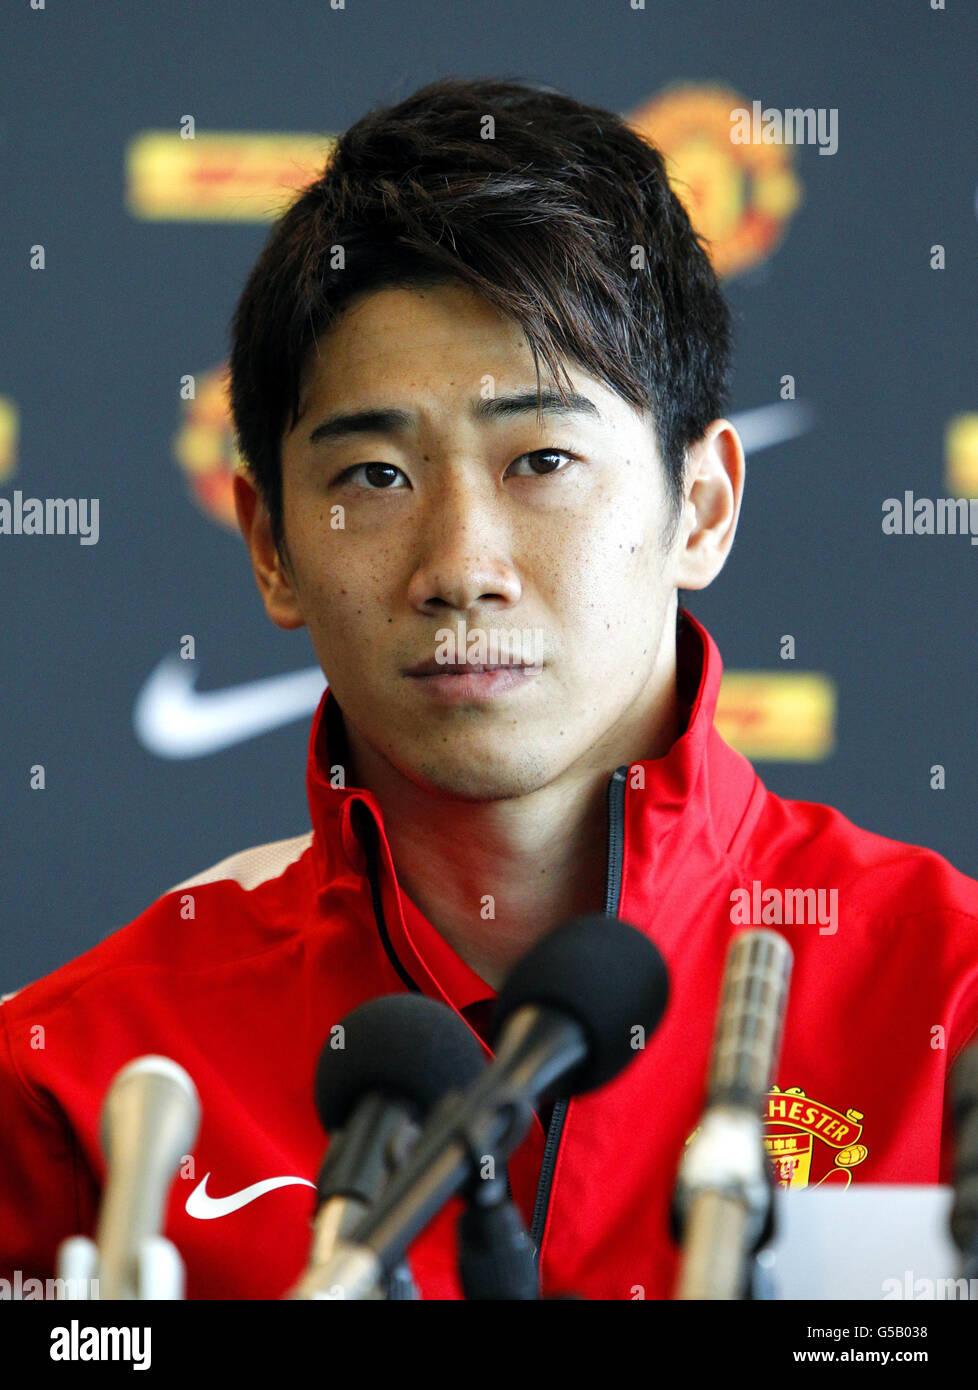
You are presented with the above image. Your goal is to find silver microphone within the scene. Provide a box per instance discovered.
[674,928,793,1300]
[92,1055,200,1299]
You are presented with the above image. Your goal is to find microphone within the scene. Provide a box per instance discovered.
[57,1055,200,1300]
[673,928,793,1300]
[314,914,670,1299]
[289,993,487,1300]
[948,1044,978,1276]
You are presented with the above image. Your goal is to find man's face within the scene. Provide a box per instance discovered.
[275,280,687,800]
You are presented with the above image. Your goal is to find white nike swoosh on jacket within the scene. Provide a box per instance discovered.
[134,400,815,760]
[185,1172,315,1220]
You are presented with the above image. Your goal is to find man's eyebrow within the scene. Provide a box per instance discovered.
[473,388,602,424]
[307,388,602,445]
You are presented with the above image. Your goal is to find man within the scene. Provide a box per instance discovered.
[2,77,977,1301]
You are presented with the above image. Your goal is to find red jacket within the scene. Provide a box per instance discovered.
[3,611,978,1300]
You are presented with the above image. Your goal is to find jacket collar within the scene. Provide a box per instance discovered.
[616,609,759,908]
[303,609,759,997]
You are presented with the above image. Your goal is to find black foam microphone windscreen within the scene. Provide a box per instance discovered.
[493,914,670,1094]
[315,993,486,1132]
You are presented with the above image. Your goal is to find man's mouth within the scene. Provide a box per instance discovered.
[404,659,538,677]
[403,660,543,704]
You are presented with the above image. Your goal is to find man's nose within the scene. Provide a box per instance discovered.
[406,480,522,614]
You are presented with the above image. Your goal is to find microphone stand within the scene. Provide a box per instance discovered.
[458,1168,538,1300]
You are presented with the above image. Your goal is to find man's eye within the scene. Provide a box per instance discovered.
[506,449,576,477]
[338,463,408,489]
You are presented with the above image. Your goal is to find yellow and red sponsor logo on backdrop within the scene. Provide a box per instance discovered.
[627,83,803,279]
[764,1086,868,1190]
[946,413,978,498]
[714,672,835,762]
[126,132,336,222]
[0,398,18,483]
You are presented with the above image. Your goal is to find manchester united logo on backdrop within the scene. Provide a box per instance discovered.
[172,363,240,530]
[627,84,802,279]
[764,1085,868,1189]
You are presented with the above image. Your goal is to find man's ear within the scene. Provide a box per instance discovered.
[672,419,746,592]
[232,467,306,630]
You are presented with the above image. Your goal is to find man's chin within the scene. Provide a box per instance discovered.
[407,745,560,803]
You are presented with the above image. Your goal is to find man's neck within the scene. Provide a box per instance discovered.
[341,632,682,991]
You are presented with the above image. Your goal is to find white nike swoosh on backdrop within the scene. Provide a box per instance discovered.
[185,1171,315,1219]
[134,400,814,759]
[133,661,327,758]
[731,399,814,454]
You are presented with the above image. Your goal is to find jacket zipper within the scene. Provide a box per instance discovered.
[356,803,424,994]
[527,765,630,1257]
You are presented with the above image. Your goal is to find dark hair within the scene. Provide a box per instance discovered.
[228,76,733,554]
